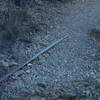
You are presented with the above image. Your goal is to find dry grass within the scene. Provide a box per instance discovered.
[89,28,100,40]
[0,0,31,47]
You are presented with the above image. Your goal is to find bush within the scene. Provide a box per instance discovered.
[0,0,30,48]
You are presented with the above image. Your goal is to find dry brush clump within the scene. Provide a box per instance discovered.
[0,0,64,52]
[0,0,33,53]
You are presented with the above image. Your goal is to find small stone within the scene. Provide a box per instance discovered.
[83,90,90,95]
[12,70,24,79]
[0,53,5,58]
[31,96,45,100]
[28,63,32,66]
[37,83,46,88]
[26,69,30,73]
[30,32,33,35]
[0,60,9,67]
[27,49,31,53]
[64,59,67,63]
[41,98,45,100]
[35,0,43,5]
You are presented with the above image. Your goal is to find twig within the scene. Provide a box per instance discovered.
[0,35,68,83]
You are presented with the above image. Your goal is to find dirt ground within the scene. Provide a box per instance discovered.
[1,0,100,100]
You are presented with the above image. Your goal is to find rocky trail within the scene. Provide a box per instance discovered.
[1,0,100,100]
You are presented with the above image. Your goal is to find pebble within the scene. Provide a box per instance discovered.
[0,60,9,67]
[31,96,45,100]
[26,69,30,73]
[30,32,33,35]
[35,0,43,5]
[12,70,24,79]
[28,63,32,66]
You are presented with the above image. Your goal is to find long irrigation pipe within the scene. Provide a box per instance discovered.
[0,35,68,83]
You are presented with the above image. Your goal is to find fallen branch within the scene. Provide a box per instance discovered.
[0,35,68,83]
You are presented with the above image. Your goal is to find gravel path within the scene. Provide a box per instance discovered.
[1,0,100,100]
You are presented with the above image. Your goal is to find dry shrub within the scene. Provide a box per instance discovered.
[0,0,31,48]
[90,29,100,40]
